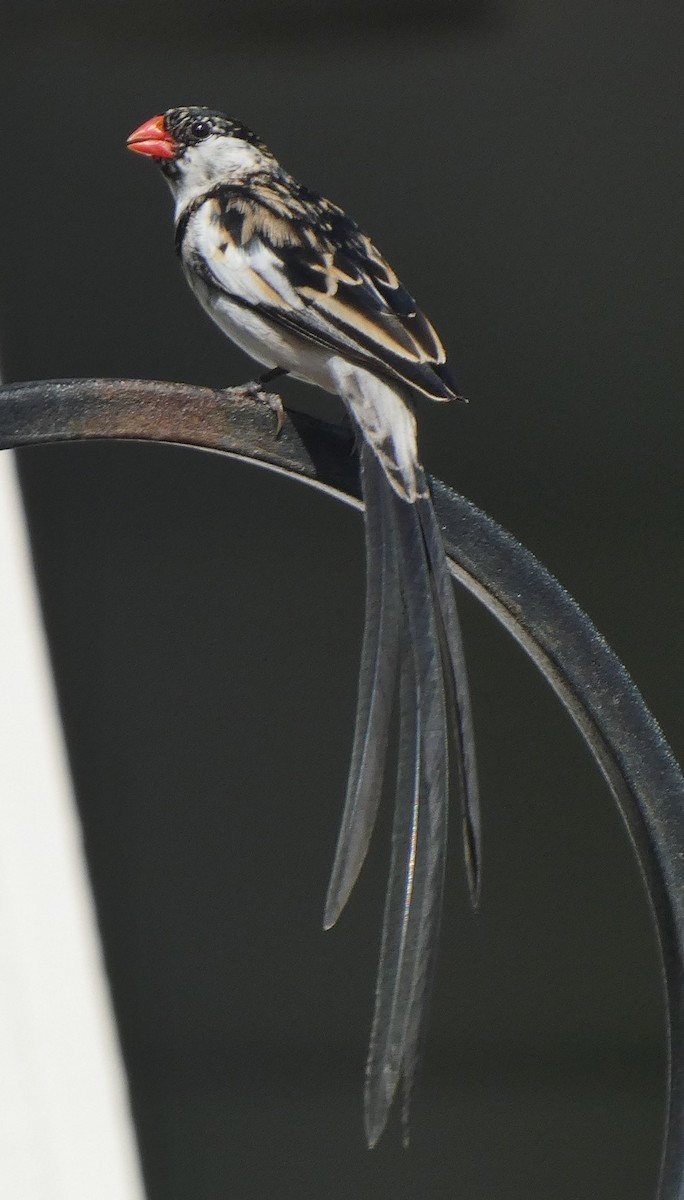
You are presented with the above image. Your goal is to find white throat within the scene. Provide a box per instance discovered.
[169,135,272,219]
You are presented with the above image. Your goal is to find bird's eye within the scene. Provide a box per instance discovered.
[191,119,212,140]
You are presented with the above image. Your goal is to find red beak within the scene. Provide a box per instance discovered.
[127,115,178,161]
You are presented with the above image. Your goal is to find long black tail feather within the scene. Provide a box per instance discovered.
[415,486,481,904]
[324,446,402,929]
[364,468,451,1145]
[323,416,479,1145]
[364,636,421,1146]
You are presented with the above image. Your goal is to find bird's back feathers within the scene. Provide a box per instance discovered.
[175,177,463,404]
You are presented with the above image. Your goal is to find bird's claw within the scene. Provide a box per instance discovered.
[239,381,286,438]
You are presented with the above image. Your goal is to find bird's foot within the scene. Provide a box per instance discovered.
[237,377,286,438]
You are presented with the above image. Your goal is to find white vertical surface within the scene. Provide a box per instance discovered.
[0,452,147,1200]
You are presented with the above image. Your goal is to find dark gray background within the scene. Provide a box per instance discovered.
[1,1,682,1196]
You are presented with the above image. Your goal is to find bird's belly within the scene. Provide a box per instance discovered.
[189,274,338,394]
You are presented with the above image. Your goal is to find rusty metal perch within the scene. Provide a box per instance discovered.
[1,377,682,1198]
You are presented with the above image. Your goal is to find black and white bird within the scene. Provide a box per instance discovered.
[128,107,480,1145]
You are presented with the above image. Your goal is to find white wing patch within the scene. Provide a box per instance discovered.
[192,204,303,310]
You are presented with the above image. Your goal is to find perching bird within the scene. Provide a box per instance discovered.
[127,107,480,1146]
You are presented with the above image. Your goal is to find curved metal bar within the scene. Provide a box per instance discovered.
[1,377,682,1198]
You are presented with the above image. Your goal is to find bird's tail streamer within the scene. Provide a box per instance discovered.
[323,366,480,1145]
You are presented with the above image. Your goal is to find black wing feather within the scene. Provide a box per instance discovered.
[201,178,464,402]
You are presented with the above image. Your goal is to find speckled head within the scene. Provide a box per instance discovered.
[127,106,276,208]
[162,106,269,155]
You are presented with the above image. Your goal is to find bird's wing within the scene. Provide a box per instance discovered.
[190,186,462,402]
